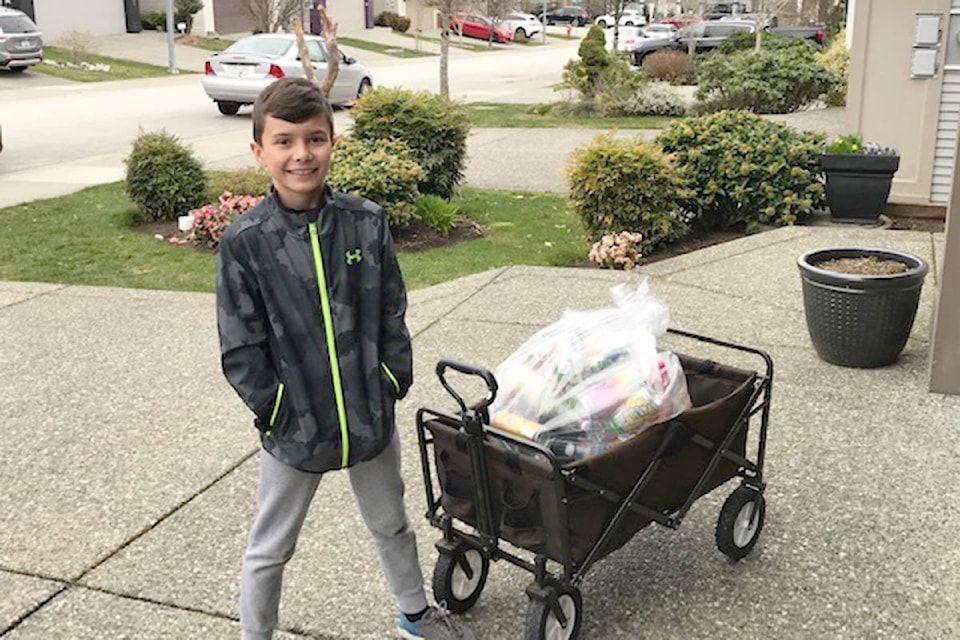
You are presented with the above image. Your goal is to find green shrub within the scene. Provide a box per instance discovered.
[559,25,609,99]
[392,16,411,33]
[608,80,687,117]
[206,167,272,201]
[816,27,848,107]
[566,134,691,254]
[124,129,207,223]
[350,88,470,200]
[716,29,794,54]
[695,39,836,114]
[140,10,165,30]
[327,136,424,228]
[698,48,828,114]
[415,195,458,234]
[654,110,826,231]
[375,11,398,27]
[641,49,695,85]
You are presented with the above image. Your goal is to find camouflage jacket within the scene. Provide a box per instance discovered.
[216,188,412,473]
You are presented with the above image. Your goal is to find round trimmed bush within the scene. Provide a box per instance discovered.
[124,129,207,223]
[566,133,691,254]
[655,110,826,231]
[327,136,424,228]
[350,88,470,200]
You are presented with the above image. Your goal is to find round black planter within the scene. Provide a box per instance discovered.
[797,247,928,368]
[821,154,900,223]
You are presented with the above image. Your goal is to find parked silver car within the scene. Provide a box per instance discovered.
[0,6,43,73]
[201,33,373,115]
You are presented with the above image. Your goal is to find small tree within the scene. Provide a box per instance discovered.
[242,0,301,33]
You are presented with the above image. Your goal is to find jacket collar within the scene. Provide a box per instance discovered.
[267,185,336,235]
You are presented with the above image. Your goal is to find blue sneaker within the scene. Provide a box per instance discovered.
[397,605,477,640]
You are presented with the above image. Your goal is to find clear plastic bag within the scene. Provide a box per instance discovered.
[489,280,692,462]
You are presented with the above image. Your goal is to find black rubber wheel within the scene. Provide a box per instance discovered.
[8,66,27,73]
[514,28,527,41]
[356,77,372,99]
[716,485,766,560]
[217,101,241,115]
[432,546,489,613]
[524,586,582,640]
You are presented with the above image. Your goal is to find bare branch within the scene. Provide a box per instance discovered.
[318,6,340,98]
[291,18,318,85]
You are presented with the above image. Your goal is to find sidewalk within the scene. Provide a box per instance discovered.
[2,222,957,639]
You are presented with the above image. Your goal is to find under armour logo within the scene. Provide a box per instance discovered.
[345,248,362,265]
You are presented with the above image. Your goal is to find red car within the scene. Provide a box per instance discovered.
[449,13,512,43]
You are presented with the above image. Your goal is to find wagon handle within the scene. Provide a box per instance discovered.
[435,359,498,413]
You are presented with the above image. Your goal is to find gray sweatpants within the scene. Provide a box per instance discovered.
[239,432,428,640]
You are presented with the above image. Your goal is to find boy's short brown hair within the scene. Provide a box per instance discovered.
[252,77,334,143]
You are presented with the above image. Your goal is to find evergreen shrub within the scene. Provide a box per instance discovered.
[695,39,836,114]
[327,136,424,228]
[350,87,470,200]
[566,134,691,254]
[655,110,826,231]
[124,129,207,222]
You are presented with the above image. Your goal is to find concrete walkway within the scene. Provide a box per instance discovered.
[2,27,958,640]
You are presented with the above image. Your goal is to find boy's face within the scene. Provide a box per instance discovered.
[251,113,334,211]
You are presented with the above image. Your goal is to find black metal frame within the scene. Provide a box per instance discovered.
[415,328,774,599]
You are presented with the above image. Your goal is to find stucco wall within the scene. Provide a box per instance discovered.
[846,0,950,206]
[32,0,126,41]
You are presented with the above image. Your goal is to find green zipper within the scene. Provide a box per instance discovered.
[309,222,350,468]
[381,362,400,396]
[269,383,285,427]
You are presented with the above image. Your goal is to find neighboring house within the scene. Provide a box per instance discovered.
[3,0,127,41]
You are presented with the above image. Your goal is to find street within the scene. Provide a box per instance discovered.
[0,38,581,196]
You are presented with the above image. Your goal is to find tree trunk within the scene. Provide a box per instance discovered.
[440,11,450,97]
[318,6,340,98]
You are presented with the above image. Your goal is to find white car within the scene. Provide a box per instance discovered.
[604,25,644,52]
[595,9,646,28]
[201,33,373,115]
[497,12,542,40]
[641,23,677,40]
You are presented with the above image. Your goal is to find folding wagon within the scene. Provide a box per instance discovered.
[415,329,774,640]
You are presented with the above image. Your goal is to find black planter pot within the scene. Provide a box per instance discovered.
[821,154,900,223]
[798,247,928,368]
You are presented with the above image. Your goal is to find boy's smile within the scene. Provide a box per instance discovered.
[251,113,334,211]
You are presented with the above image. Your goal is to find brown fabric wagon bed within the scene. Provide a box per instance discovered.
[422,354,759,567]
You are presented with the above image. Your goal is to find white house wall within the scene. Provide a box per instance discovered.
[32,0,126,41]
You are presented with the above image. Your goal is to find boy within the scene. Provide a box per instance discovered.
[216,77,477,640]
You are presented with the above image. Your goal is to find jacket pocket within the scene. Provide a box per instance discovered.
[257,382,286,434]
[380,362,400,399]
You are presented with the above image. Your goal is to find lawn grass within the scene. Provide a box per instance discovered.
[179,35,235,52]
[338,36,433,58]
[0,183,585,293]
[31,46,183,81]
[466,102,679,129]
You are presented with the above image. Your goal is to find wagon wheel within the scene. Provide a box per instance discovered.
[432,544,489,613]
[716,485,766,560]
[524,585,582,640]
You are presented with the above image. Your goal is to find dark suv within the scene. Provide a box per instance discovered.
[631,19,753,66]
[0,6,43,73]
[538,6,589,26]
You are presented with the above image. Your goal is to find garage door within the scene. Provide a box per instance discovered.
[213,0,255,35]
